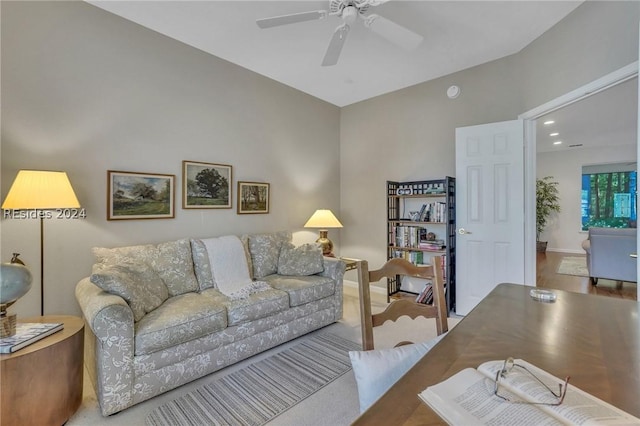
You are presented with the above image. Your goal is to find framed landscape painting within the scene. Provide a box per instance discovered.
[183,161,232,209]
[108,171,175,220]
[237,181,270,214]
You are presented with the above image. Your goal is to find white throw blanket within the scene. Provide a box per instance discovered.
[202,235,270,300]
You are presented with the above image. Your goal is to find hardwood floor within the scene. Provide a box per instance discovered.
[536,251,637,300]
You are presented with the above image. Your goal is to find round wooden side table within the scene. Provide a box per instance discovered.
[0,315,84,426]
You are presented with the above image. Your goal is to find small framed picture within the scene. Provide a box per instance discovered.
[237,181,270,214]
[107,171,175,220]
[183,161,232,209]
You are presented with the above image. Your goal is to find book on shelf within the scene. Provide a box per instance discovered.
[415,283,433,304]
[418,358,640,425]
[0,322,64,354]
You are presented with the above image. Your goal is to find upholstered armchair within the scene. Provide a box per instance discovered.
[581,227,637,284]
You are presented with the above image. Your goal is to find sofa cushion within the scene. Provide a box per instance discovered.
[134,292,227,355]
[264,275,335,307]
[201,287,289,326]
[90,261,168,322]
[152,239,200,296]
[93,239,199,297]
[190,238,215,290]
[191,236,255,291]
[277,243,324,276]
[246,231,291,278]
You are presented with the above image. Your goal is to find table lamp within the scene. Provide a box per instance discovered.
[2,170,80,316]
[304,209,343,257]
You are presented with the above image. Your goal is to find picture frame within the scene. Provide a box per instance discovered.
[182,161,232,209]
[107,170,175,220]
[237,181,270,214]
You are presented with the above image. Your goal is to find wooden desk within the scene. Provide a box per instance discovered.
[0,315,84,426]
[353,283,640,425]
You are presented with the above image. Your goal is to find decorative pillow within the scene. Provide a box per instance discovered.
[247,231,292,278]
[349,335,446,413]
[90,261,169,322]
[153,239,199,296]
[190,239,215,291]
[277,243,324,276]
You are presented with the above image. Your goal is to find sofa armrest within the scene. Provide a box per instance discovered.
[319,256,346,283]
[75,277,135,416]
[319,257,346,321]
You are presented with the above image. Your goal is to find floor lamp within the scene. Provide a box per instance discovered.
[2,170,80,316]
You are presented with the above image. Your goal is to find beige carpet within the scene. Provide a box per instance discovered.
[556,256,589,277]
[66,284,460,426]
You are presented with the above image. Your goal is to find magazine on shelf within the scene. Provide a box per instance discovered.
[418,359,640,425]
[0,322,64,354]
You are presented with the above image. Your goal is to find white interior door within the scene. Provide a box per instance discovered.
[455,120,525,316]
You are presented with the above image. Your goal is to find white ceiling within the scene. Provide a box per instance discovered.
[536,77,638,153]
[87,0,583,107]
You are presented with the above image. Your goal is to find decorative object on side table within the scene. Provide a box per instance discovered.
[304,209,343,257]
[0,254,33,337]
[0,322,62,353]
[237,181,270,214]
[536,176,561,252]
[2,170,81,315]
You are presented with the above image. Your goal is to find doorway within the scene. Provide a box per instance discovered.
[520,61,639,300]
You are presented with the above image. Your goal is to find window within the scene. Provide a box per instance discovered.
[581,163,637,230]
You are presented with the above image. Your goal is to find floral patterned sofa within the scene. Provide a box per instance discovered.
[75,231,345,416]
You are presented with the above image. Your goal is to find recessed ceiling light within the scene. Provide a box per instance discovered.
[553,141,562,145]
[544,120,555,125]
[550,132,559,137]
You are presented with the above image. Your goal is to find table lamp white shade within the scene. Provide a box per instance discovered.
[2,170,80,209]
[1,170,80,316]
[303,209,343,229]
[304,209,343,257]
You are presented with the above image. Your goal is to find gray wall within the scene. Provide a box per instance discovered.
[1,1,341,316]
[340,1,640,279]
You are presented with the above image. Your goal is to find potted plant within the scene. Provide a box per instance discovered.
[536,176,561,252]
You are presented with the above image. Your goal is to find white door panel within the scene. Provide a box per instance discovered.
[456,120,525,315]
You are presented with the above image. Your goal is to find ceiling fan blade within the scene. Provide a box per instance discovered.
[366,0,392,6]
[256,10,327,29]
[364,14,423,50]
[321,24,350,67]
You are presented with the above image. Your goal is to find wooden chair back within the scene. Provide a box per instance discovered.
[356,256,448,350]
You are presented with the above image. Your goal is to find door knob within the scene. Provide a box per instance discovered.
[458,228,472,235]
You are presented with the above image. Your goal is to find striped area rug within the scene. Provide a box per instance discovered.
[146,332,360,426]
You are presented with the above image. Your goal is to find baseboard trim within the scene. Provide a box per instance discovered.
[343,279,387,295]
[546,248,585,254]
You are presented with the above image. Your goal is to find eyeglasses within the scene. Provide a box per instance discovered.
[493,357,570,406]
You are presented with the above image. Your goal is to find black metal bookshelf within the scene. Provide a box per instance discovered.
[386,177,456,312]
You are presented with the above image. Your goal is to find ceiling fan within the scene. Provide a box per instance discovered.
[256,0,424,66]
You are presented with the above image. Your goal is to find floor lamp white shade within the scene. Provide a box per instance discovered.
[2,170,80,315]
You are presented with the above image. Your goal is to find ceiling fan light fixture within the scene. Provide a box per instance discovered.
[257,0,422,66]
[342,6,358,24]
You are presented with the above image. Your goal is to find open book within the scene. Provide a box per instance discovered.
[419,359,640,425]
